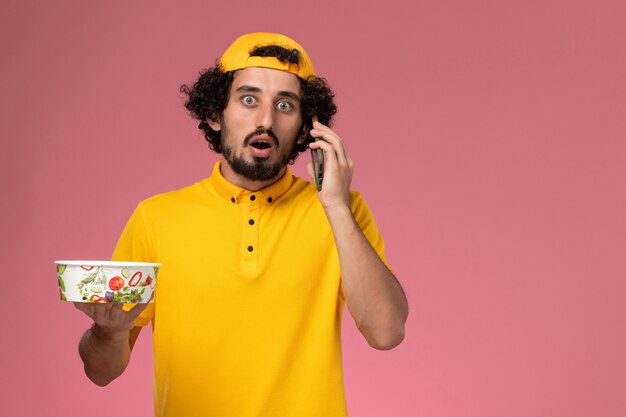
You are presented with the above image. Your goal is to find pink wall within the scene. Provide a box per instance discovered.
[2,0,625,416]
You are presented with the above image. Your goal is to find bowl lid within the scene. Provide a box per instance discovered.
[55,260,161,267]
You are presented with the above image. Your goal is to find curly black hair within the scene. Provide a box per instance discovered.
[180,45,337,161]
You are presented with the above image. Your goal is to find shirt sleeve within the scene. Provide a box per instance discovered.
[351,192,388,265]
[114,203,157,327]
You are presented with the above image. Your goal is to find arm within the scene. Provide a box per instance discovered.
[309,121,409,350]
[74,303,147,386]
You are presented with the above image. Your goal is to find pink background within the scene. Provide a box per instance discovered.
[1,0,625,416]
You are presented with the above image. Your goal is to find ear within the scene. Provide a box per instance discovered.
[296,125,308,144]
[206,113,221,131]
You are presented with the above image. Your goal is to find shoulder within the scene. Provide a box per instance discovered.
[136,179,212,213]
[290,175,317,196]
[286,175,371,210]
[349,191,378,223]
[349,190,366,206]
[278,175,318,205]
[286,176,376,227]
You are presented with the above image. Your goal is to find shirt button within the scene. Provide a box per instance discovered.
[248,219,255,225]
[247,246,254,252]
[230,197,236,203]
[267,197,273,203]
[250,195,256,201]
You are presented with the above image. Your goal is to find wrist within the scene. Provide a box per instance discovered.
[323,202,351,216]
[323,204,357,229]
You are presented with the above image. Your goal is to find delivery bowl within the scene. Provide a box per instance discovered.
[55,260,160,303]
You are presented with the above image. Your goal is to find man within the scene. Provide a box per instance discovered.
[75,32,408,417]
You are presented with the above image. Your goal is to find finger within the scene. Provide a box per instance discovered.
[108,303,125,322]
[310,128,349,166]
[73,302,95,319]
[126,302,150,321]
[309,140,339,169]
[305,161,314,180]
[312,120,335,133]
[92,302,114,324]
[336,141,350,167]
[310,121,339,141]
[310,128,340,145]
[73,301,88,311]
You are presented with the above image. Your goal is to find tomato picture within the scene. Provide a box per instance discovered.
[109,276,125,291]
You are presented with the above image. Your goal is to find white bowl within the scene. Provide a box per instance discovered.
[55,260,160,303]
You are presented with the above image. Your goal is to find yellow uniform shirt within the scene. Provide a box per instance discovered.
[114,162,386,417]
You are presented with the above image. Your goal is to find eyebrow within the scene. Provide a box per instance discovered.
[236,85,262,94]
[277,91,301,101]
[235,85,301,101]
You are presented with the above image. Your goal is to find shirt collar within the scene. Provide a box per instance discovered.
[209,161,293,205]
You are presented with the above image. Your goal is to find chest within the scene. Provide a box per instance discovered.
[151,197,340,303]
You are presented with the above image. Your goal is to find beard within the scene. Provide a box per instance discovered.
[221,126,297,182]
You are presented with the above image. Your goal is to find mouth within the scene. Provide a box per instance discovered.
[247,135,275,158]
[249,140,272,150]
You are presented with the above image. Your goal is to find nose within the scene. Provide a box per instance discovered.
[255,102,274,130]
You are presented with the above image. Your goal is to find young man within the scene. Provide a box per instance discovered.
[74,32,408,417]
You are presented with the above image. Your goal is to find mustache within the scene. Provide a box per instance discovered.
[243,128,279,148]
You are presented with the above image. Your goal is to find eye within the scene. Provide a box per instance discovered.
[242,96,256,105]
[277,101,293,111]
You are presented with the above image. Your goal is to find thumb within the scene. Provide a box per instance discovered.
[305,161,314,181]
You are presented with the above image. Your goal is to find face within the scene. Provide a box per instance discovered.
[207,67,304,187]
